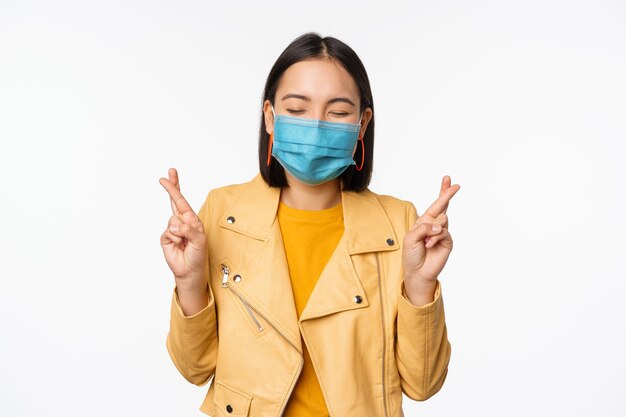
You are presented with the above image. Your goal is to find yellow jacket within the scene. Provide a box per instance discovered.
[166,173,451,417]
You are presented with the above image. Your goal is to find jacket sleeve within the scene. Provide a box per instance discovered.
[394,202,452,401]
[165,191,219,387]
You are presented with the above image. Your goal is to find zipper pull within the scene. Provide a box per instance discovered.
[220,264,230,287]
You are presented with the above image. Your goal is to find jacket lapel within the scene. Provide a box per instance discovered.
[217,174,400,349]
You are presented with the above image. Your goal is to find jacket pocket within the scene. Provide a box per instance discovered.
[213,380,253,417]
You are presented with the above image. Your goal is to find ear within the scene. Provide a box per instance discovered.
[358,106,373,138]
[263,100,275,135]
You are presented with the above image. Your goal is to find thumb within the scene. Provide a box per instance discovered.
[168,222,206,249]
[406,222,442,245]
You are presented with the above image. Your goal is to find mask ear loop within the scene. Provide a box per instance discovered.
[355,110,365,171]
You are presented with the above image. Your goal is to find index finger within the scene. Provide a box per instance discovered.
[423,178,460,218]
[440,175,450,214]
[168,168,181,217]
[159,177,195,219]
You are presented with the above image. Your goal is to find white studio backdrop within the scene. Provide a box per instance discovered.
[1,0,625,416]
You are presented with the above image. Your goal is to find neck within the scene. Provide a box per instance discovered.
[280,173,342,210]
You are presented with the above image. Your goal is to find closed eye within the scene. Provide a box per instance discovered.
[287,110,350,116]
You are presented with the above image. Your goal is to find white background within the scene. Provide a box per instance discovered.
[1,1,625,416]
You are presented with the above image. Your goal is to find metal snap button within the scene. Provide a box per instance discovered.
[233,274,242,283]
[226,404,233,413]
[386,238,394,246]
[354,295,363,304]
[226,216,235,224]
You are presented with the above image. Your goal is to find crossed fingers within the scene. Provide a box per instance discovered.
[414,175,460,230]
[159,168,194,221]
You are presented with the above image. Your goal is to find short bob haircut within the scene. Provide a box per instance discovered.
[258,32,375,192]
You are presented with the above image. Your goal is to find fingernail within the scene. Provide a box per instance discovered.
[170,224,179,232]
[432,224,441,232]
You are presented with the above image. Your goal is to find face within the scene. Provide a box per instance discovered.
[264,58,373,158]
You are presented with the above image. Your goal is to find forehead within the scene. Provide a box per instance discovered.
[276,59,359,101]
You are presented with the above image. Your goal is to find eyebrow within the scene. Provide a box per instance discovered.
[281,93,356,107]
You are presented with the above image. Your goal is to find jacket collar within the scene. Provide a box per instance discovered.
[218,173,400,254]
[215,173,401,351]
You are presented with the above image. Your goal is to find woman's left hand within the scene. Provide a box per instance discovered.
[403,176,460,295]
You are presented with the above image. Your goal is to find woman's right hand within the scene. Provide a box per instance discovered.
[159,168,208,290]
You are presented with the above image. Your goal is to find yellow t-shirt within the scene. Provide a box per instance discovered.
[277,200,344,417]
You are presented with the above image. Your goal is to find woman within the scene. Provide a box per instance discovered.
[159,32,459,417]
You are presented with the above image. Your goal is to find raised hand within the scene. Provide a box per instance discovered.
[403,176,460,291]
[159,168,208,288]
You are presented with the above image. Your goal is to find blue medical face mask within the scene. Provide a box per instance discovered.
[270,104,364,186]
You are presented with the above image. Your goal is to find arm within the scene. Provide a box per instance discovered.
[165,192,219,386]
[394,202,452,401]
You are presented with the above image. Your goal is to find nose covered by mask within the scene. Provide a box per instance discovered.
[270,104,363,186]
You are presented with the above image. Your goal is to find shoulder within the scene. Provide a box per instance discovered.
[203,172,271,204]
[205,177,254,203]
[366,188,419,230]
[368,188,416,215]
[372,191,412,209]
[197,175,259,221]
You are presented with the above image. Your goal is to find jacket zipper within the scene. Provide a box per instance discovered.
[238,292,264,331]
[376,254,389,417]
[220,263,304,416]
[221,264,263,331]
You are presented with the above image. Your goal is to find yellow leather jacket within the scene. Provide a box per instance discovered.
[166,173,451,417]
